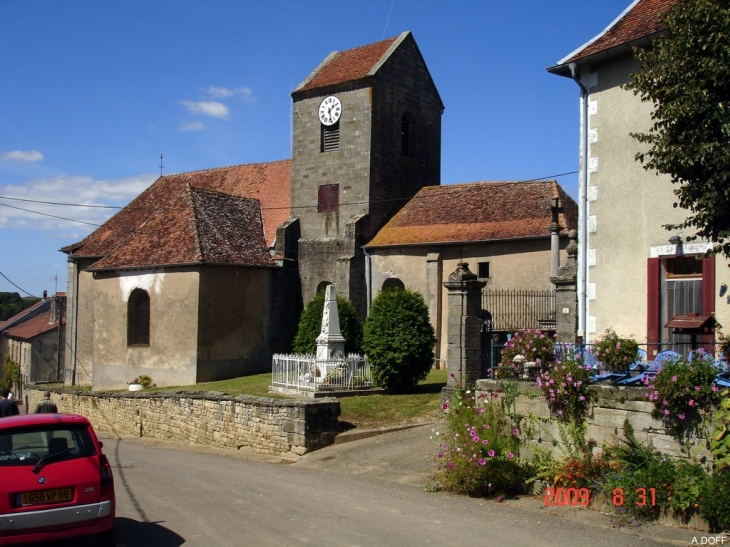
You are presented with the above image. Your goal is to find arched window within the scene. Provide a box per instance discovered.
[382,278,405,292]
[127,289,150,346]
[316,281,333,294]
[401,113,413,157]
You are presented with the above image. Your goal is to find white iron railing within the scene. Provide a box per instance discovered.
[272,354,372,392]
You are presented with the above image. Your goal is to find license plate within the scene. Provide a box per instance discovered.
[16,488,73,507]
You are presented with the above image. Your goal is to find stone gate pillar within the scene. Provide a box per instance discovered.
[551,230,578,344]
[441,262,486,403]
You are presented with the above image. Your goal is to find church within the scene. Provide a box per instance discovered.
[61,31,576,390]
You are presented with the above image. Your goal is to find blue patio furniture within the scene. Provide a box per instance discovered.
[591,347,647,383]
[614,350,681,386]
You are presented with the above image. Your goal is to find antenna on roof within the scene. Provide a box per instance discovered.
[159,154,164,176]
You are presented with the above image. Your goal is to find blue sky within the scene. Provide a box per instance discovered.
[0,0,632,298]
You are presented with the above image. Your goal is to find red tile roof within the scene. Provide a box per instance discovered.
[5,311,63,341]
[0,300,49,332]
[295,35,400,92]
[557,0,675,66]
[63,160,290,263]
[365,181,578,247]
[89,185,276,271]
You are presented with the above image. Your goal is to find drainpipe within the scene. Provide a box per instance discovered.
[362,246,372,316]
[569,62,589,342]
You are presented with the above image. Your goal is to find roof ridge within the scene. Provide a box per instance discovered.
[185,184,205,264]
[426,180,558,190]
[160,158,291,179]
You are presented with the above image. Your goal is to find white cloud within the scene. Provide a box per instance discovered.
[179,100,229,120]
[205,86,255,101]
[178,121,205,132]
[1,150,45,162]
[0,173,156,233]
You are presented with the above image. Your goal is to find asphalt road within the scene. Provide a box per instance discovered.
[40,426,704,547]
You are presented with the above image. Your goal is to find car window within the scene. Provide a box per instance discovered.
[0,424,97,467]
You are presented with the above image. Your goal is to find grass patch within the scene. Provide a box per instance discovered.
[145,373,282,398]
[144,368,447,428]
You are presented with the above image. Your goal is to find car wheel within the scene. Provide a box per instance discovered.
[96,524,117,547]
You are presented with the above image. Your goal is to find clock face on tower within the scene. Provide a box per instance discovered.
[318,96,341,126]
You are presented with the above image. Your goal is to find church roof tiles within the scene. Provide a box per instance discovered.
[365,181,577,247]
[89,185,276,271]
[63,160,290,270]
[294,34,401,93]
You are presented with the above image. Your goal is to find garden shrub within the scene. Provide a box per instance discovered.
[707,392,730,471]
[1,354,18,393]
[292,291,363,355]
[499,329,554,368]
[536,357,591,421]
[591,328,640,372]
[646,351,720,424]
[436,388,527,499]
[362,288,435,393]
[700,469,730,532]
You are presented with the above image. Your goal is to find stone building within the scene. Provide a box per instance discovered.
[548,0,730,356]
[63,31,576,389]
[5,295,65,385]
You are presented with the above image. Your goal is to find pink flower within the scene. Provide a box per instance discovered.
[482,439,488,445]
[478,458,486,466]
[472,436,480,443]
[664,409,670,415]
[447,461,455,469]
[488,450,495,457]
[442,403,449,410]
[512,428,520,435]
[469,429,476,437]
[477,408,485,415]
[695,386,701,391]
[506,452,515,459]
[678,413,685,420]
[671,375,677,382]
[689,400,695,407]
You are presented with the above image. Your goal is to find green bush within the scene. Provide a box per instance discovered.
[700,469,730,532]
[292,291,363,355]
[362,288,436,393]
[1,354,18,393]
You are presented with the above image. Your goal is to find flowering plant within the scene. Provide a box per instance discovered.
[646,351,719,423]
[499,329,554,368]
[129,375,153,388]
[536,357,591,421]
[591,328,640,372]
[435,385,526,498]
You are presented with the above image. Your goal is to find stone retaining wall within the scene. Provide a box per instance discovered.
[27,389,340,457]
[476,380,709,460]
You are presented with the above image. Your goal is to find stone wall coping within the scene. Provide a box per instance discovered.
[37,388,339,409]
[475,379,650,401]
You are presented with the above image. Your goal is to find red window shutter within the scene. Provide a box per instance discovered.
[317,184,339,213]
[702,254,716,351]
[647,258,661,357]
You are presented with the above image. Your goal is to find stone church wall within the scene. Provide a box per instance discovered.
[27,388,340,457]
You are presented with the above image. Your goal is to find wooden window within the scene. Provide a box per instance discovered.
[127,289,150,346]
[317,184,339,213]
[321,121,340,152]
[666,256,703,277]
[478,262,490,279]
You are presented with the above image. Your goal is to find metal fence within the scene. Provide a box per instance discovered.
[482,290,555,331]
[271,354,372,392]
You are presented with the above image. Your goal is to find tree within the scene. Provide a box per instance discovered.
[292,291,363,355]
[625,0,730,257]
[363,288,436,393]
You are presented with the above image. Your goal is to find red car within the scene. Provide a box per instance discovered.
[0,413,116,546]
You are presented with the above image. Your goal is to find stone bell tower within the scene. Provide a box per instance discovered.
[289,31,443,317]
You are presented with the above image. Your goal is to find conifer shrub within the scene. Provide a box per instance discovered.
[362,288,436,393]
[292,291,363,355]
